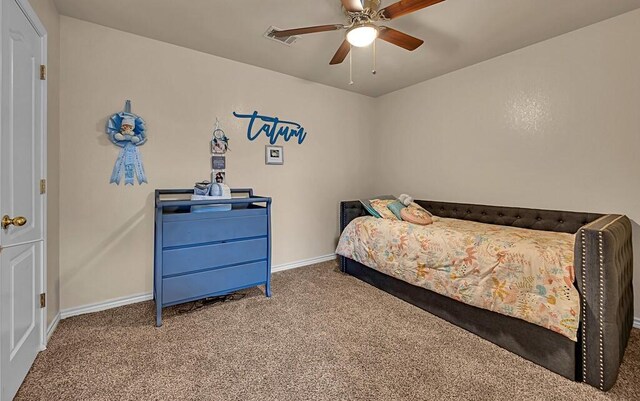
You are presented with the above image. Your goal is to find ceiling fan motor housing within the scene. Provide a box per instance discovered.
[346,0,384,23]
[363,0,381,12]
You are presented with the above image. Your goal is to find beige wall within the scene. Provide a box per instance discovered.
[372,9,640,318]
[59,9,640,321]
[59,17,375,310]
[29,0,60,327]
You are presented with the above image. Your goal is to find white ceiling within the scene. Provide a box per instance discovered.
[53,0,640,97]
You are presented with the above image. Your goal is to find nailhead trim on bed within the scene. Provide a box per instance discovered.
[598,231,605,391]
[581,229,587,383]
[340,202,345,271]
[594,215,625,391]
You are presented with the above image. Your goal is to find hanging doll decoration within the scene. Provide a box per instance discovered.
[106,100,148,185]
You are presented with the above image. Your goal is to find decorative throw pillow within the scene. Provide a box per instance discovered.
[387,200,406,220]
[359,200,381,218]
[370,199,400,220]
[360,195,396,218]
[408,202,433,217]
[401,207,433,225]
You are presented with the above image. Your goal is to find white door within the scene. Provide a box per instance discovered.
[0,0,46,399]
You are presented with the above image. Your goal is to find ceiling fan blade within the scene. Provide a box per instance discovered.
[273,24,344,37]
[330,40,351,65]
[380,0,445,20]
[341,0,364,12]
[378,27,424,51]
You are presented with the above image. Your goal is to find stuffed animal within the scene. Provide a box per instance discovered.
[398,194,414,206]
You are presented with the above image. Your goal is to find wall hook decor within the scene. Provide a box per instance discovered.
[210,117,229,184]
[106,100,148,185]
[211,117,230,154]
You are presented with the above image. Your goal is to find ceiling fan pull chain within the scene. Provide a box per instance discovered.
[372,39,377,75]
[349,44,354,85]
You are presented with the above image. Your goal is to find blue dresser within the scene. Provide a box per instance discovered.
[153,188,272,326]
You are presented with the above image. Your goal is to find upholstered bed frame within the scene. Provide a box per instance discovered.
[339,200,634,391]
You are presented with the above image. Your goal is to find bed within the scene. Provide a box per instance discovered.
[338,200,633,391]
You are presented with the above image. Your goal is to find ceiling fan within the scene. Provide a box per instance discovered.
[273,0,445,65]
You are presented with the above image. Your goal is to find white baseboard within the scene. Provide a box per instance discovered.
[59,254,336,320]
[46,312,61,343]
[634,317,640,330]
[271,253,336,273]
[60,292,153,320]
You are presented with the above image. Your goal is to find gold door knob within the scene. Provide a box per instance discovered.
[2,215,27,229]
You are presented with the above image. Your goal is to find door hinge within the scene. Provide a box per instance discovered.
[40,293,46,308]
[40,65,46,80]
[40,179,46,194]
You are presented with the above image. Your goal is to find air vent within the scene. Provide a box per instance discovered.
[264,26,299,46]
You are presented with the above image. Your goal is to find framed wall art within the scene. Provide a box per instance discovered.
[265,145,283,165]
[212,155,226,170]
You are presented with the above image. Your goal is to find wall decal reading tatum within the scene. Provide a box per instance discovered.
[233,111,308,145]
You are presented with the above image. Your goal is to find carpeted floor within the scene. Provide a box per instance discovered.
[17,261,640,401]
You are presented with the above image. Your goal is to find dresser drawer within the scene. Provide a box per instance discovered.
[162,238,267,277]
[162,261,267,305]
[162,215,267,248]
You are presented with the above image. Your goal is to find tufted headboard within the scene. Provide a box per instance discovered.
[339,199,603,234]
[414,200,604,234]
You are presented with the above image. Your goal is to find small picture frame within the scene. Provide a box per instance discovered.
[214,171,226,184]
[265,145,283,165]
[212,155,226,170]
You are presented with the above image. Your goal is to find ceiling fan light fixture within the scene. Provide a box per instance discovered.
[346,24,378,47]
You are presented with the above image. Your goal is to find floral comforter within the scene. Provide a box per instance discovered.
[336,216,580,340]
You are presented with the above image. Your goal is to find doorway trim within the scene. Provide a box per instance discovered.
[1,0,49,350]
